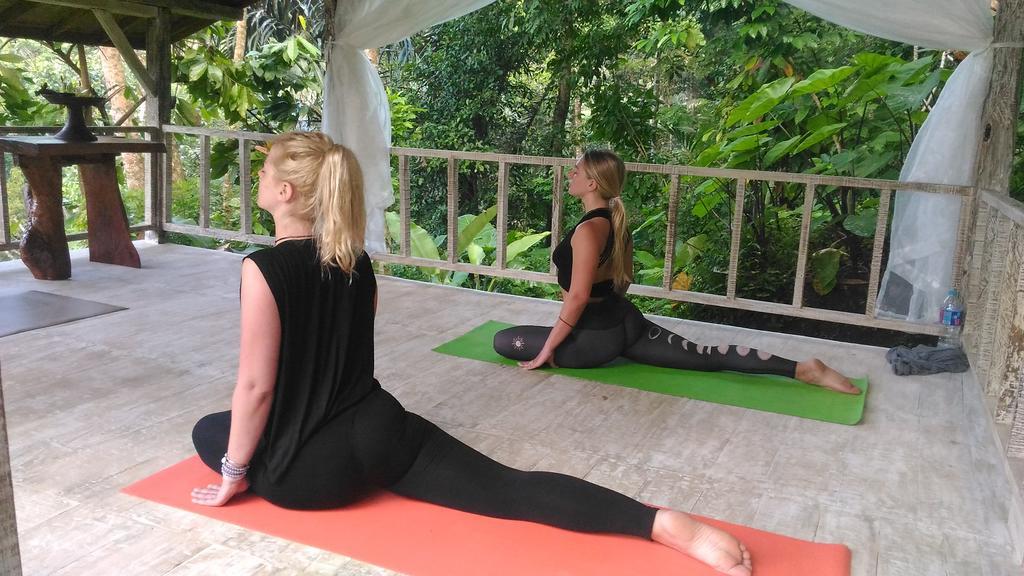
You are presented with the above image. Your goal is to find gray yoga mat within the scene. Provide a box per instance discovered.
[0,290,125,338]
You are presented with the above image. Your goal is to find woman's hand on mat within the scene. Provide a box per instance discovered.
[519,348,556,370]
[191,476,249,506]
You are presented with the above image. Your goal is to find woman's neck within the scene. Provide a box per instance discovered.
[272,215,313,240]
[581,194,609,213]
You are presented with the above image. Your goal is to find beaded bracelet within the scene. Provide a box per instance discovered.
[221,454,250,481]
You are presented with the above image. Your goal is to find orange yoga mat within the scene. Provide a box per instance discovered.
[124,456,851,576]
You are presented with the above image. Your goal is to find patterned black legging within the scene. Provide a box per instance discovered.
[193,387,657,538]
[494,294,797,376]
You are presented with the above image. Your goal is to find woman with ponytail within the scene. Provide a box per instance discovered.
[189,132,753,576]
[495,149,859,394]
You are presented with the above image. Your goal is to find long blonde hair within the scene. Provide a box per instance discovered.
[269,131,365,272]
[579,149,632,292]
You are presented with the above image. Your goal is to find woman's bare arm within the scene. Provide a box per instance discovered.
[225,258,280,465]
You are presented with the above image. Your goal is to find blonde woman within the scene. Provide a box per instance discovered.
[494,149,859,394]
[189,132,752,576]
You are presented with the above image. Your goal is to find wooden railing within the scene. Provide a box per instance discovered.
[0,125,161,252]
[963,190,1024,452]
[0,124,977,337]
[383,146,974,336]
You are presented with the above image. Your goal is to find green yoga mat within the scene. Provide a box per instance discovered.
[434,320,867,425]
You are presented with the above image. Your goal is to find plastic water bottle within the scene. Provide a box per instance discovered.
[938,288,964,348]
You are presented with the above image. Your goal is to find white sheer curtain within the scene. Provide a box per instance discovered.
[322,0,497,253]
[784,0,994,322]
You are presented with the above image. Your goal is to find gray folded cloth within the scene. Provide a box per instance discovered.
[885,344,970,376]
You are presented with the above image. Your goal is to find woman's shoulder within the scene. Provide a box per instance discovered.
[572,217,610,241]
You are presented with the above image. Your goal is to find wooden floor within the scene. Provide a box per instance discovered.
[0,242,1020,576]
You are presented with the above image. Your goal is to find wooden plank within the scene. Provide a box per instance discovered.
[978,214,1014,387]
[135,0,242,21]
[23,0,156,18]
[0,136,164,156]
[726,179,746,300]
[375,253,553,284]
[0,154,9,246]
[865,188,892,317]
[792,183,815,307]
[391,146,973,197]
[496,161,509,269]
[0,365,22,576]
[0,224,154,252]
[627,284,947,336]
[399,154,410,257]
[162,222,273,245]
[549,165,563,275]
[239,139,251,235]
[92,9,157,96]
[662,174,680,291]
[21,0,243,20]
[950,189,976,291]
[199,134,210,229]
[0,126,153,136]
[163,124,275,142]
[963,200,991,354]
[447,156,458,264]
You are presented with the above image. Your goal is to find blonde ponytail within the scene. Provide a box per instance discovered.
[311,144,365,272]
[580,149,632,292]
[607,196,633,293]
[268,132,365,272]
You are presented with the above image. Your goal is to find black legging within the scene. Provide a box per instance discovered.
[192,387,656,538]
[494,294,797,376]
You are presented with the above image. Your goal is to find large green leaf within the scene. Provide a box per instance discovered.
[674,233,707,266]
[691,179,728,218]
[763,135,802,167]
[725,120,780,140]
[886,69,942,113]
[843,210,878,237]
[457,205,497,256]
[811,248,845,295]
[791,66,856,96]
[507,232,551,263]
[721,134,766,154]
[726,76,795,127]
[635,250,661,269]
[385,211,440,275]
[467,242,485,266]
[792,123,848,154]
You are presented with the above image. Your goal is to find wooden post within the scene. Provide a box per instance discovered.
[0,362,23,575]
[144,7,171,242]
[239,139,252,234]
[971,0,1024,440]
[726,179,747,300]
[447,156,458,264]
[496,161,509,269]
[662,175,680,291]
[0,154,9,247]
[974,0,1024,198]
[549,165,563,275]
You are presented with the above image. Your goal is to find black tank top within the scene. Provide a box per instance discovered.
[552,208,615,298]
[244,240,380,484]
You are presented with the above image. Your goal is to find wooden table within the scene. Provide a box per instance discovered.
[0,136,165,280]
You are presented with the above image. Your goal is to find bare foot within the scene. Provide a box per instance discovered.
[652,510,752,575]
[795,358,861,394]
